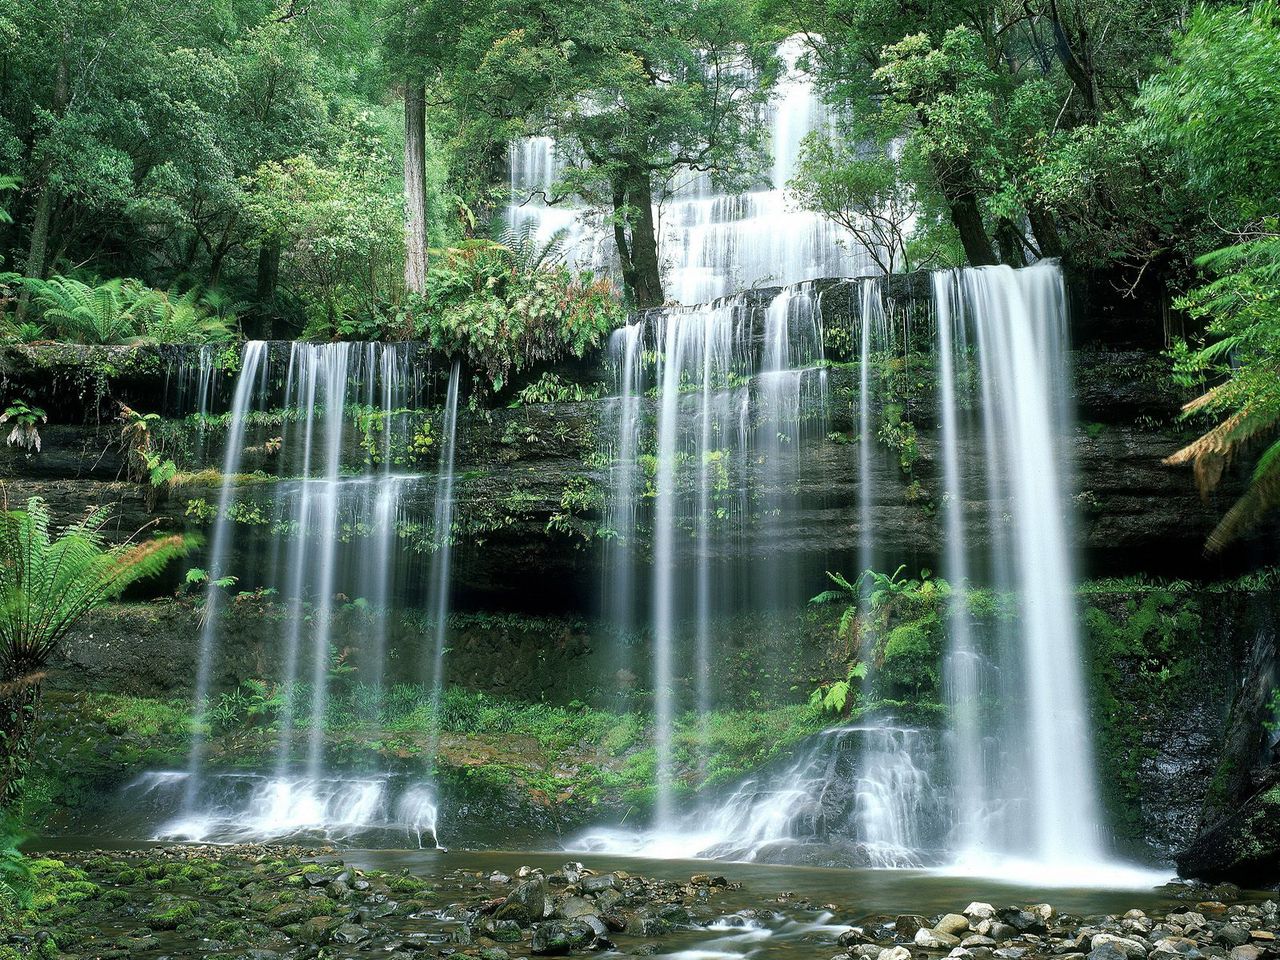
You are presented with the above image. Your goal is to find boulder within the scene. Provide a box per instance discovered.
[877,947,913,960]
[555,896,599,920]
[330,923,370,945]
[1090,933,1149,960]
[916,928,963,950]
[581,874,617,894]
[937,915,973,937]
[495,877,549,925]
[1178,784,1280,888]
[1090,945,1133,960]
[1214,926,1251,948]
[963,936,998,948]
[898,915,931,939]
[999,908,1048,934]
[966,904,998,922]
[531,919,594,955]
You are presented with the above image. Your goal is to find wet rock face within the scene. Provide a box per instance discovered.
[1177,774,1280,887]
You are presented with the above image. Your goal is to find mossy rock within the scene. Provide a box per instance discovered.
[1177,780,1280,886]
[145,896,198,930]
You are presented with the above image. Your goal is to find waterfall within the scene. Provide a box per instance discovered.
[184,342,268,808]
[580,261,1130,881]
[166,342,455,846]
[934,263,1105,868]
[424,363,462,775]
[934,274,986,851]
[604,325,645,698]
[506,37,876,304]
[591,283,826,837]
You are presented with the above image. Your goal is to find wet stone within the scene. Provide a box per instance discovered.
[555,895,598,920]
[581,873,617,893]
[938,915,974,937]
[917,928,963,949]
[331,922,370,945]
[1091,933,1150,959]
[898,915,931,939]
[1216,926,1251,948]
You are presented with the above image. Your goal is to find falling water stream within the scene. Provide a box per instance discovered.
[160,343,457,847]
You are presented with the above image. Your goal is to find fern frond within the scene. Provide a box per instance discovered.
[1206,452,1280,553]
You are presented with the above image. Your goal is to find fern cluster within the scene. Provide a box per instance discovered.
[0,274,241,345]
[0,498,191,807]
[0,816,32,922]
[406,225,624,391]
[1167,233,1280,551]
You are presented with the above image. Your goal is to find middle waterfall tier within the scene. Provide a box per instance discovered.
[150,262,1125,874]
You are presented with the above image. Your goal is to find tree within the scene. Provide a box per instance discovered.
[788,134,919,275]
[1148,3,1280,550]
[454,0,775,307]
[403,79,429,295]
[0,498,190,808]
[788,0,1184,272]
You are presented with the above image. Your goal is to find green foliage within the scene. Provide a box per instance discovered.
[809,661,868,716]
[246,144,404,338]
[411,246,624,391]
[1139,3,1280,225]
[811,566,951,707]
[1145,4,1280,549]
[0,498,191,807]
[515,372,601,406]
[0,177,18,228]
[0,399,46,453]
[12,276,235,345]
[879,403,919,476]
[788,135,919,274]
[0,816,33,920]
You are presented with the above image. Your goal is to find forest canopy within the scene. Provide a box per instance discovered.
[0,0,1277,534]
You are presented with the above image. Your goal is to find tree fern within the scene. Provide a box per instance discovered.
[20,276,145,344]
[1166,234,1280,551]
[0,498,191,807]
[495,220,570,273]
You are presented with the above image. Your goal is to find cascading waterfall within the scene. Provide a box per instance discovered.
[507,37,876,304]
[424,362,462,768]
[934,274,987,852]
[587,282,827,846]
[934,263,1105,870]
[184,342,268,808]
[144,262,1127,876]
[163,342,458,846]
[581,261,1131,881]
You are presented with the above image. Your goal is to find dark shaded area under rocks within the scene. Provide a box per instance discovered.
[12,845,1280,960]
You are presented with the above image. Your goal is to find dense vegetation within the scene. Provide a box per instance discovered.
[1,0,1276,528]
[1,0,1280,924]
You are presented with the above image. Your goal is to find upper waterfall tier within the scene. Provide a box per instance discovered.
[506,38,877,304]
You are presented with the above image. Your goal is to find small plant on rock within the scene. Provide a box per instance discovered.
[0,400,46,454]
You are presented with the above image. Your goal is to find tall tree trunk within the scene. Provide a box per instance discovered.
[946,189,997,267]
[618,168,663,308]
[253,242,280,339]
[15,53,69,322]
[995,219,1028,267]
[403,79,429,297]
[1027,204,1064,259]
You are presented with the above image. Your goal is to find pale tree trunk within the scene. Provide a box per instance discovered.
[403,79,428,297]
[16,52,69,322]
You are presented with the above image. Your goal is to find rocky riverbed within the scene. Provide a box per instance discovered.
[6,845,1278,960]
